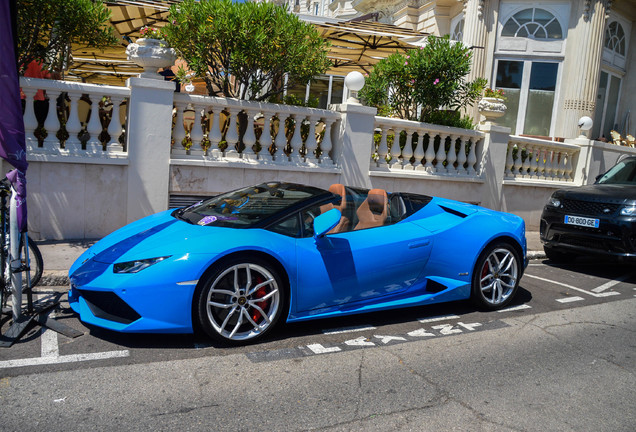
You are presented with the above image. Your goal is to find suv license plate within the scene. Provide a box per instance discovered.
[564,215,600,228]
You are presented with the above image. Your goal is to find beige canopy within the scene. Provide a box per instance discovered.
[67,1,429,85]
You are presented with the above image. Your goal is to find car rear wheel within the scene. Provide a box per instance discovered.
[196,258,285,344]
[471,243,520,310]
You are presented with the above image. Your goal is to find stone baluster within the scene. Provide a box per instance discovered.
[377,127,389,169]
[259,111,274,163]
[225,108,240,159]
[528,145,538,178]
[288,114,305,164]
[22,87,38,149]
[389,129,403,170]
[107,96,125,153]
[457,136,467,175]
[414,131,426,171]
[208,108,223,159]
[401,130,414,170]
[564,151,574,181]
[172,103,187,156]
[557,151,567,180]
[274,113,289,163]
[424,133,435,173]
[86,95,103,152]
[64,92,83,151]
[511,143,522,177]
[189,105,205,157]
[43,89,61,151]
[504,142,514,178]
[536,148,546,179]
[304,115,318,164]
[520,145,531,178]
[320,118,335,164]
[466,138,478,176]
[446,135,458,174]
[544,148,555,180]
[434,134,447,173]
[242,109,257,161]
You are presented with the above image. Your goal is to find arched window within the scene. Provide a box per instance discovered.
[604,21,625,56]
[451,18,464,42]
[502,8,563,40]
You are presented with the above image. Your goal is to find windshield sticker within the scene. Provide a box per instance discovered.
[198,215,238,225]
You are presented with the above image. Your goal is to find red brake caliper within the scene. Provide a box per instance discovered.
[251,276,269,323]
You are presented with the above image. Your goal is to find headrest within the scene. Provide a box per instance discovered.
[328,184,346,197]
[367,189,387,214]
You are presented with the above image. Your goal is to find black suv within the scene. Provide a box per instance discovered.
[540,155,636,261]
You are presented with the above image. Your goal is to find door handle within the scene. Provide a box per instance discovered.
[408,239,430,249]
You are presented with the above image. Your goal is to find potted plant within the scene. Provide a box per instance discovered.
[126,26,176,79]
[478,88,507,124]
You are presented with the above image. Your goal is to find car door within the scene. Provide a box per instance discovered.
[294,221,433,312]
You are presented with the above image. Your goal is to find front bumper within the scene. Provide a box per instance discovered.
[540,207,636,257]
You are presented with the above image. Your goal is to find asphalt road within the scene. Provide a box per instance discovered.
[1,258,635,431]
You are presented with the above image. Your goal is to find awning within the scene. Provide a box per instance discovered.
[66,2,430,84]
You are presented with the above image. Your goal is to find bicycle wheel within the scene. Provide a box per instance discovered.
[23,237,43,290]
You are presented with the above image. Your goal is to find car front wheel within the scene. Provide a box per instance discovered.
[471,243,521,310]
[196,258,285,344]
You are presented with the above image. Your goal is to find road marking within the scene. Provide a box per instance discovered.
[322,325,376,335]
[497,304,532,312]
[524,274,620,297]
[374,335,407,344]
[307,343,341,354]
[592,273,634,293]
[0,350,130,369]
[345,337,375,347]
[40,295,60,358]
[556,296,585,303]
[418,314,460,324]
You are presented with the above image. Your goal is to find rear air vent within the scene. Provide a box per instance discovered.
[439,205,467,218]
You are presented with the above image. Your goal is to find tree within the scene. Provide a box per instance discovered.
[164,0,331,101]
[16,0,116,75]
[359,36,486,127]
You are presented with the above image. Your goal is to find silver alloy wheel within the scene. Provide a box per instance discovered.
[205,263,280,341]
[478,247,518,305]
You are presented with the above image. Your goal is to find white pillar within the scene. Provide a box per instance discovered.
[332,103,377,188]
[125,77,176,223]
[478,122,511,211]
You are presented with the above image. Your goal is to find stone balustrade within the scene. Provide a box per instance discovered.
[171,93,340,167]
[505,135,579,182]
[372,117,484,177]
[20,77,129,160]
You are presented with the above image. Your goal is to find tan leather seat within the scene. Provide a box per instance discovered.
[354,189,388,230]
[319,184,350,233]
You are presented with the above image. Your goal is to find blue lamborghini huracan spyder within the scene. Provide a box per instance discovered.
[69,182,527,343]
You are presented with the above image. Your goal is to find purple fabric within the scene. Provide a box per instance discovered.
[0,1,29,232]
[6,169,28,232]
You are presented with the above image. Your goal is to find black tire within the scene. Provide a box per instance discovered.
[543,246,576,263]
[23,237,43,290]
[196,257,286,344]
[471,242,521,310]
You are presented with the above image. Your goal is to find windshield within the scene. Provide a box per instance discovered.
[597,158,636,185]
[175,182,325,227]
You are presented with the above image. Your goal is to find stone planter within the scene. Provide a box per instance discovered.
[126,38,177,79]
[478,97,507,124]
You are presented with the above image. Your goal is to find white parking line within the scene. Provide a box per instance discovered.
[417,314,460,324]
[0,351,130,369]
[524,274,620,297]
[592,273,634,293]
[556,296,585,303]
[497,304,532,312]
[322,325,376,335]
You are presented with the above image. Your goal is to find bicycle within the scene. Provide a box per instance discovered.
[0,177,43,318]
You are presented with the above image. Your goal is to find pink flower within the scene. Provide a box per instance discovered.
[406,55,410,59]
[404,61,408,66]
[433,79,440,85]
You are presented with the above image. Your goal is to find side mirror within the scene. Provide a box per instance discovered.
[313,208,341,239]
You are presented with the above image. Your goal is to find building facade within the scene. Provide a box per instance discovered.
[281,0,635,141]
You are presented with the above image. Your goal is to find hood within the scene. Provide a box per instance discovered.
[557,184,636,204]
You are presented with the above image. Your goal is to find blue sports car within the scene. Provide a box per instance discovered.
[69,182,527,343]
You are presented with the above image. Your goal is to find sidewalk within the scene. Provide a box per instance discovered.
[37,232,545,286]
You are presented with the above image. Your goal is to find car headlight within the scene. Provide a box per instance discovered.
[113,256,170,274]
[620,205,636,216]
[547,196,561,208]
